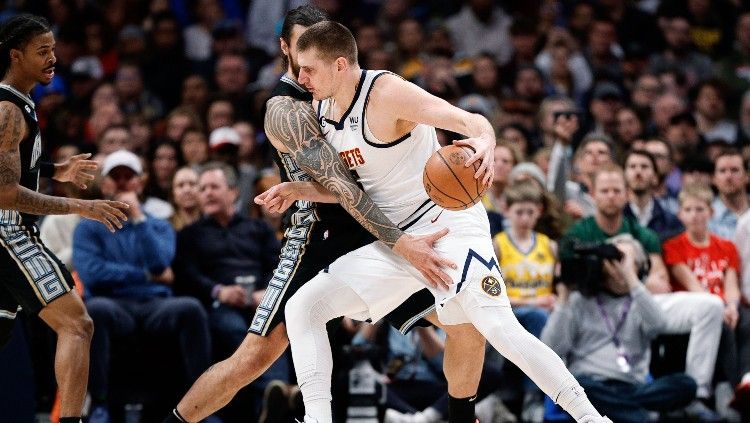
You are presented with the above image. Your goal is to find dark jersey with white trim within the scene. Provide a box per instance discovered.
[0,84,42,226]
[265,75,373,235]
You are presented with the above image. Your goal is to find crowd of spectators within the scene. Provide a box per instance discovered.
[2,0,750,422]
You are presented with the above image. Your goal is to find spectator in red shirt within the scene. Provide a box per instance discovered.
[663,183,750,417]
[663,183,741,316]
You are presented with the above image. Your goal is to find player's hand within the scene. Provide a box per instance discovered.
[54,153,98,189]
[393,228,457,291]
[115,191,143,219]
[77,199,129,232]
[254,182,300,214]
[724,303,739,330]
[454,134,494,188]
[218,285,248,308]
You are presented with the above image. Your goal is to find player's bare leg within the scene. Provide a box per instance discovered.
[172,324,289,422]
[428,313,485,423]
[38,291,94,419]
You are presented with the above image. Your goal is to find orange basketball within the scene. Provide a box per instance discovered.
[423,145,487,211]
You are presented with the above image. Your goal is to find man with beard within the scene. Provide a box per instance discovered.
[561,164,725,421]
[709,149,750,239]
[623,149,684,242]
[162,6,486,423]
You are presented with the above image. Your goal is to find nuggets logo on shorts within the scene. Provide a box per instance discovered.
[481,275,502,297]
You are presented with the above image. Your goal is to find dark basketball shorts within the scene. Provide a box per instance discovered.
[0,224,74,345]
[249,221,434,336]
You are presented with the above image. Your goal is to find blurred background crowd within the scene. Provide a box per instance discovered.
[2,0,750,422]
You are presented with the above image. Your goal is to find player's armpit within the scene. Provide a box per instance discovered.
[264,96,404,247]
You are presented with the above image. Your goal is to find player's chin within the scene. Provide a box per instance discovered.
[38,74,54,85]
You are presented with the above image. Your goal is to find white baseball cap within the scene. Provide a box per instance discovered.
[209,126,241,150]
[102,149,143,176]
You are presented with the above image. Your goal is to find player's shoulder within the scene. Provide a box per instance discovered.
[369,71,408,94]
[0,99,23,117]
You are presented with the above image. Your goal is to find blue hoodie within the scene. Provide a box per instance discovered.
[73,214,175,299]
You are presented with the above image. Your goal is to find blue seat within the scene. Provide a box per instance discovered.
[544,395,570,422]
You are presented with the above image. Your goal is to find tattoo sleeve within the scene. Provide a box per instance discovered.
[0,102,75,215]
[265,96,403,247]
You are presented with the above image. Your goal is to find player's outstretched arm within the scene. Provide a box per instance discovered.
[0,102,129,231]
[373,75,496,186]
[265,96,456,288]
[254,181,336,214]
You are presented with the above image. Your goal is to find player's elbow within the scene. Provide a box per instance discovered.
[0,183,18,208]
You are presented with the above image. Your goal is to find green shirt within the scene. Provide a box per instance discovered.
[560,216,661,260]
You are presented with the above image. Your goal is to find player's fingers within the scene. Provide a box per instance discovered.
[266,196,282,210]
[106,213,123,230]
[254,193,268,204]
[473,159,489,179]
[105,204,129,222]
[98,216,115,233]
[431,265,452,290]
[72,153,93,161]
[427,227,449,242]
[482,168,493,186]
[464,151,483,168]
[79,161,98,169]
[103,209,124,229]
[418,269,438,290]
[435,253,457,270]
[108,200,130,211]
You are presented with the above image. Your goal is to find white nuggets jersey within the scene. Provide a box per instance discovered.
[317,70,441,225]
[314,69,509,325]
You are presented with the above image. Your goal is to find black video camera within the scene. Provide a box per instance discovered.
[560,241,623,297]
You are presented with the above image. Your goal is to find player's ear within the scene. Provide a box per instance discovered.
[279,37,289,57]
[9,48,21,63]
[336,57,348,72]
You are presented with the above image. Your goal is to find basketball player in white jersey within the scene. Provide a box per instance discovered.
[262,21,612,423]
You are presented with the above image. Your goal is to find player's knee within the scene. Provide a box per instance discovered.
[284,293,309,332]
[446,324,485,349]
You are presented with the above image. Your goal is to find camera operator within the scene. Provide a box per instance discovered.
[543,235,696,423]
[559,164,724,420]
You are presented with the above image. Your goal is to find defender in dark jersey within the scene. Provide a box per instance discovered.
[0,15,128,423]
[163,8,439,423]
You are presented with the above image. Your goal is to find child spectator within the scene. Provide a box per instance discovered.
[495,179,557,422]
[664,183,750,417]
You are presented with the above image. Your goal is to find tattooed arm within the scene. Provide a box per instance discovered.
[266,96,402,246]
[265,96,456,288]
[0,101,129,231]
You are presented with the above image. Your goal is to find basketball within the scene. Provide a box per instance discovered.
[423,145,487,210]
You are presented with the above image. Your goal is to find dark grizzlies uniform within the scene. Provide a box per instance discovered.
[0,84,74,345]
[249,75,433,336]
